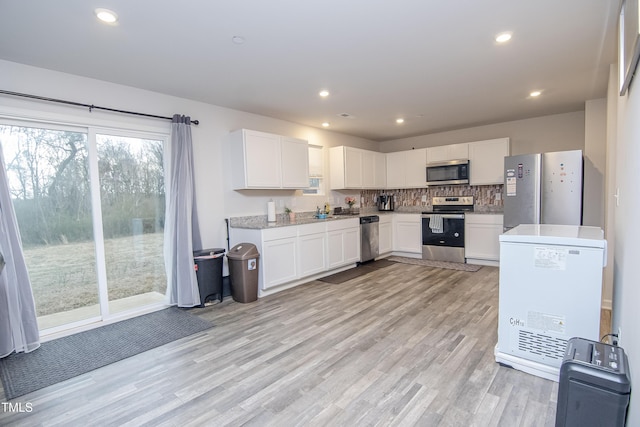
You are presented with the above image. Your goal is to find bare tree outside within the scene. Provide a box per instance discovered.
[0,124,167,325]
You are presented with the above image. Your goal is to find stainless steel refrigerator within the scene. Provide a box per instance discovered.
[503,150,583,230]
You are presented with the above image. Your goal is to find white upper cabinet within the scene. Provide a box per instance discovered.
[229,129,309,189]
[361,150,375,188]
[373,152,387,188]
[385,151,405,189]
[468,138,510,185]
[385,148,427,189]
[361,150,386,189]
[427,143,469,163]
[281,136,311,188]
[330,146,385,189]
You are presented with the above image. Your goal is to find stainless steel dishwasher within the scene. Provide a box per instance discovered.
[360,215,379,263]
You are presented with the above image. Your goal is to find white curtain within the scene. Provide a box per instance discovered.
[163,115,201,307]
[0,142,40,358]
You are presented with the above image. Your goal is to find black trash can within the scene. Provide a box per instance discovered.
[227,243,260,303]
[193,248,225,306]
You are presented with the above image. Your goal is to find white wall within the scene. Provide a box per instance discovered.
[612,66,640,424]
[0,60,374,252]
[584,99,607,229]
[604,65,618,317]
[378,111,586,155]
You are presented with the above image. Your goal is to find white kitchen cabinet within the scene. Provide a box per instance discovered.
[385,151,405,189]
[392,213,422,254]
[361,150,387,189]
[385,148,427,189]
[326,218,360,268]
[379,214,393,254]
[281,136,311,188]
[330,146,361,189]
[427,143,469,163]
[373,152,387,188]
[229,129,309,189]
[261,228,299,290]
[230,217,360,296]
[468,138,510,185]
[361,149,375,188]
[330,146,385,189]
[465,213,503,265]
[297,223,326,277]
[343,226,360,264]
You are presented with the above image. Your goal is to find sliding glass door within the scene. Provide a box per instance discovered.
[95,132,166,314]
[0,121,168,333]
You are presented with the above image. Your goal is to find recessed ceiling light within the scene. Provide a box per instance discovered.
[319,90,330,97]
[322,122,330,127]
[495,32,512,43]
[530,90,542,97]
[95,8,118,24]
[232,36,245,44]
[396,118,405,124]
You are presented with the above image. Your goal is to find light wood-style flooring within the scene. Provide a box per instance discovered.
[2,263,564,426]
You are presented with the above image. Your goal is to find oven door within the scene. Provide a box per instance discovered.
[421,214,465,262]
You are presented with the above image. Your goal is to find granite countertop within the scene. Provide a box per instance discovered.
[229,212,360,230]
[229,207,502,230]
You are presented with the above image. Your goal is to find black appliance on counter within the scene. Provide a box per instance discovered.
[377,194,395,211]
[555,337,631,427]
[421,196,474,263]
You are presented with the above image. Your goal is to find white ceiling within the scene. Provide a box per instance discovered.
[0,0,620,141]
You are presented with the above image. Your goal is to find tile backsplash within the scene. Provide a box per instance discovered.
[361,185,503,212]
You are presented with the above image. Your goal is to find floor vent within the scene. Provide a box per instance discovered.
[517,330,567,359]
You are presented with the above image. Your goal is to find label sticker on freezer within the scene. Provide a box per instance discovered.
[528,311,566,334]
[534,247,567,270]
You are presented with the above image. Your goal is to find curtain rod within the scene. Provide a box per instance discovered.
[0,89,199,125]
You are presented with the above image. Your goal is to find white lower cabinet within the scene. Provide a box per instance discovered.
[343,226,360,264]
[297,223,327,277]
[392,214,422,254]
[230,218,360,296]
[261,227,299,290]
[464,213,503,265]
[379,215,393,254]
[327,218,360,269]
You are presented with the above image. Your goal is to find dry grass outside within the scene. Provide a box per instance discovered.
[24,232,166,317]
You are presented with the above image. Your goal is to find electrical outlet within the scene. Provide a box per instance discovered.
[495,193,502,201]
[421,195,427,203]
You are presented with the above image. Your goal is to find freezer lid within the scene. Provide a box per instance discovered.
[499,224,606,249]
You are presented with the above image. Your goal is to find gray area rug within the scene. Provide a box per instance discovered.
[0,307,212,400]
[388,256,482,272]
[318,259,396,284]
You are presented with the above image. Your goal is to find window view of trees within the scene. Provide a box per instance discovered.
[0,124,167,328]
[96,133,167,312]
[4,126,92,246]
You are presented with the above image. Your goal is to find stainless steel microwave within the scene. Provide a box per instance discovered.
[426,159,470,185]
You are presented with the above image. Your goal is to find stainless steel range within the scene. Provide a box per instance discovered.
[421,196,474,263]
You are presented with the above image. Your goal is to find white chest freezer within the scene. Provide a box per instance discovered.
[495,224,607,381]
